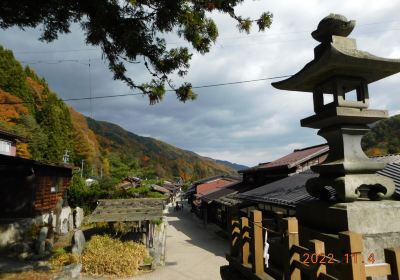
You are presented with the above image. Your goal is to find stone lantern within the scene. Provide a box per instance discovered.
[271,14,400,268]
[272,14,400,202]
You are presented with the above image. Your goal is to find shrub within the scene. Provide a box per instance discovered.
[82,235,149,277]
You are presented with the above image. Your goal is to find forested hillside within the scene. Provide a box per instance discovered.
[362,114,400,156]
[0,46,235,181]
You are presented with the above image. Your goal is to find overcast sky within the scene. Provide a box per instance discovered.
[1,0,400,166]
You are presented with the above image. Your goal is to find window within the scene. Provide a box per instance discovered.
[51,177,62,193]
[0,140,12,155]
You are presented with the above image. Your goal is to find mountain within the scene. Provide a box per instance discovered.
[362,114,400,156]
[215,159,249,171]
[85,117,236,180]
[0,45,236,181]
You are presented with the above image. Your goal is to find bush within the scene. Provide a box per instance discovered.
[82,235,149,277]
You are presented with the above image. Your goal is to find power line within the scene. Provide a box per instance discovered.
[19,58,101,65]
[11,19,400,54]
[191,75,291,89]
[14,26,400,61]
[0,74,292,105]
[13,48,98,54]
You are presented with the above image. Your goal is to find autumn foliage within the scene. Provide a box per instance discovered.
[0,45,236,180]
[0,89,28,124]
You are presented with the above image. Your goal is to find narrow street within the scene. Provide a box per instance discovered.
[133,204,228,280]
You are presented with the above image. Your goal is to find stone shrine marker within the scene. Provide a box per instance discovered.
[272,14,400,202]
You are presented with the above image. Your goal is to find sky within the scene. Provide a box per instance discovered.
[1,0,400,167]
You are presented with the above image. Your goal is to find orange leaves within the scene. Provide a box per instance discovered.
[68,107,101,167]
[0,89,29,124]
[140,155,150,166]
[26,77,45,98]
[16,142,30,158]
[366,147,384,157]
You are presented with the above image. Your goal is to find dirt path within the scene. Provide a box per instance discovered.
[132,205,228,280]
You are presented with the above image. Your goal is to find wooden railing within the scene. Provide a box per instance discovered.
[226,210,400,280]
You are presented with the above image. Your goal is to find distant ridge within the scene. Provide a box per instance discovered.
[215,159,249,171]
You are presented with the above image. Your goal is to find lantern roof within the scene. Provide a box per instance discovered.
[272,14,400,93]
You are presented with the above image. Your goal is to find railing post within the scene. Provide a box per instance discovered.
[240,217,250,265]
[283,217,301,280]
[230,218,240,258]
[250,210,264,276]
[385,248,400,280]
[339,231,366,280]
[310,239,326,279]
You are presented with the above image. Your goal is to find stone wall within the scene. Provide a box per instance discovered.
[0,206,83,249]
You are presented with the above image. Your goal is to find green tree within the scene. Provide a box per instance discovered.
[0,1,272,104]
[0,46,34,112]
[37,92,74,163]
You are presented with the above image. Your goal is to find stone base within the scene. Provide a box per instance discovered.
[296,200,400,275]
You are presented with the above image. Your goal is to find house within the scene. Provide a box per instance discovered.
[238,154,400,216]
[0,129,24,156]
[239,143,328,187]
[228,155,400,275]
[191,176,241,223]
[114,176,142,190]
[0,154,73,248]
[0,154,72,218]
[151,184,171,196]
[197,144,329,230]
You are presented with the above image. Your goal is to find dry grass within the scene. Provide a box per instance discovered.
[48,251,80,270]
[82,235,149,277]
[0,271,54,280]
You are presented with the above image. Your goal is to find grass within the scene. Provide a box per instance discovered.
[82,235,149,277]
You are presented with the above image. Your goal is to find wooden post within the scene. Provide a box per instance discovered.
[385,248,400,280]
[310,239,326,279]
[339,231,366,280]
[283,217,301,280]
[250,210,264,276]
[240,217,250,265]
[230,218,240,257]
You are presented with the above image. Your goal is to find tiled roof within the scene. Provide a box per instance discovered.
[197,178,240,197]
[151,184,170,194]
[238,171,319,208]
[201,181,244,203]
[0,129,25,140]
[0,154,72,172]
[185,174,241,197]
[240,144,328,173]
[259,144,328,169]
[192,174,240,185]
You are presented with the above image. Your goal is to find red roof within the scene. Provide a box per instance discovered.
[244,144,328,172]
[196,178,239,197]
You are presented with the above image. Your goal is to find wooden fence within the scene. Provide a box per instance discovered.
[226,210,400,280]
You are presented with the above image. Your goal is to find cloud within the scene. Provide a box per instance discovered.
[1,1,400,166]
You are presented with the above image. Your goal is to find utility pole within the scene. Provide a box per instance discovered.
[81,159,84,178]
[62,150,70,164]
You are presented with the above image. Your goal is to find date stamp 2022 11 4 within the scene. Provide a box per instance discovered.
[302,253,376,264]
